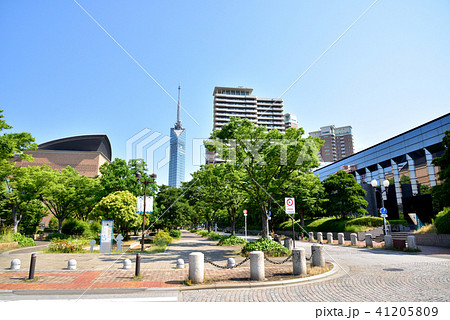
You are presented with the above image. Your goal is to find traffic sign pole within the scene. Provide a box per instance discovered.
[243,210,247,241]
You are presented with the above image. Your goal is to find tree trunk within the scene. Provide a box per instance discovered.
[12,207,19,233]
[58,217,64,234]
[261,206,269,238]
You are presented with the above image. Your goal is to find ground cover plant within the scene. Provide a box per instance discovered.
[241,238,290,257]
[47,238,89,253]
[218,235,247,246]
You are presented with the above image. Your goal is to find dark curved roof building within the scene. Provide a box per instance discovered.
[14,134,112,178]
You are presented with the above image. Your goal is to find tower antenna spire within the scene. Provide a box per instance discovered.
[176,82,181,128]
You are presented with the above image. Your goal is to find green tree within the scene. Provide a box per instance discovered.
[206,117,322,238]
[91,190,140,236]
[41,166,97,233]
[322,170,368,219]
[98,158,156,197]
[432,130,450,208]
[3,165,50,232]
[153,185,192,230]
[285,172,324,227]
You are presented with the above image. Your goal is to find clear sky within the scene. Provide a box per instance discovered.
[1,0,449,185]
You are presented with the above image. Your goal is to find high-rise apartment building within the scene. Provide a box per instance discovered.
[207,86,285,164]
[284,113,298,129]
[309,125,354,163]
[213,86,285,132]
[168,85,186,188]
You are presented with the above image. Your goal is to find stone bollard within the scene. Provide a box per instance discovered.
[123,259,131,269]
[384,235,393,249]
[189,252,204,283]
[365,234,373,247]
[227,258,235,268]
[317,232,323,243]
[10,259,20,270]
[176,258,184,269]
[308,232,314,242]
[292,248,307,276]
[327,232,333,244]
[350,233,358,246]
[250,251,265,281]
[338,233,345,245]
[407,235,417,250]
[284,238,293,251]
[311,244,325,267]
[68,259,77,270]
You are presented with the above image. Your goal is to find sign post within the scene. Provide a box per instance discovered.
[285,198,296,247]
[380,207,388,235]
[243,210,247,241]
[99,220,114,253]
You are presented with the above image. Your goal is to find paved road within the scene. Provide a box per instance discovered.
[180,241,450,302]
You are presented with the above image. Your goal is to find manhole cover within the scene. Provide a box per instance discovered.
[383,268,404,272]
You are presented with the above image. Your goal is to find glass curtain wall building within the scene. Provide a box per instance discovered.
[168,85,186,188]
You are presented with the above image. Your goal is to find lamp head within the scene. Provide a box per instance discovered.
[383,180,390,188]
[135,172,142,180]
[371,179,378,188]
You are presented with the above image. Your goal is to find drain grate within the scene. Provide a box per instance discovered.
[383,268,404,272]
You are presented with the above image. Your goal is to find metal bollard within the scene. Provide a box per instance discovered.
[292,248,307,276]
[338,233,344,245]
[317,232,323,243]
[135,253,141,277]
[227,258,235,268]
[350,233,358,246]
[327,232,333,244]
[250,251,265,281]
[311,244,325,267]
[189,252,204,283]
[384,235,393,249]
[28,253,36,280]
[365,234,373,247]
[308,232,314,242]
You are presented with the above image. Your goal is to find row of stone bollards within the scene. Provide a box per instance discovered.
[308,231,418,250]
[188,245,326,284]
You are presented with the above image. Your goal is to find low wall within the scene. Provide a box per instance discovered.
[0,242,19,250]
[413,233,450,248]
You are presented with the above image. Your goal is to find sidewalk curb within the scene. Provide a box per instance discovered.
[3,262,338,295]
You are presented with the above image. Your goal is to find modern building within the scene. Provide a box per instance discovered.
[168,85,186,188]
[13,134,112,178]
[284,113,298,129]
[314,113,450,220]
[213,86,285,132]
[208,86,285,164]
[309,125,354,162]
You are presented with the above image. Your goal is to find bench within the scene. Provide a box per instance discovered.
[390,232,411,249]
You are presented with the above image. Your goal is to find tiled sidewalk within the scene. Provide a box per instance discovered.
[0,231,297,290]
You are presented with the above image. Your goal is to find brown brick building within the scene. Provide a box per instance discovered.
[14,134,112,178]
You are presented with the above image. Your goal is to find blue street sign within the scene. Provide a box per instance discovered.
[380,207,387,215]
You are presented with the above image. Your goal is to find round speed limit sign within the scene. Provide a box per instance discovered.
[243,209,247,216]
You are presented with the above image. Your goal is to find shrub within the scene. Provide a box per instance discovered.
[198,230,209,237]
[241,238,290,257]
[388,220,408,227]
[218,235,247,246]
[48,238,89,253]
[345,217,384,228]
[435,208,450,234]
[207,232,227,241]
[45,232,71,241]
[12,233,36,247]
[90,221,101,235]
[48,217,58,229]
[153,231,173,246]
[62,219,90,236]
[169,229,182,239]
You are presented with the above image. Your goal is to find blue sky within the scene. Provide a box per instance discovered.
[1,0,449,185]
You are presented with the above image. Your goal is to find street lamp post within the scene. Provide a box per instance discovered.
[371,179,390,235]
[136,172,157,252]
